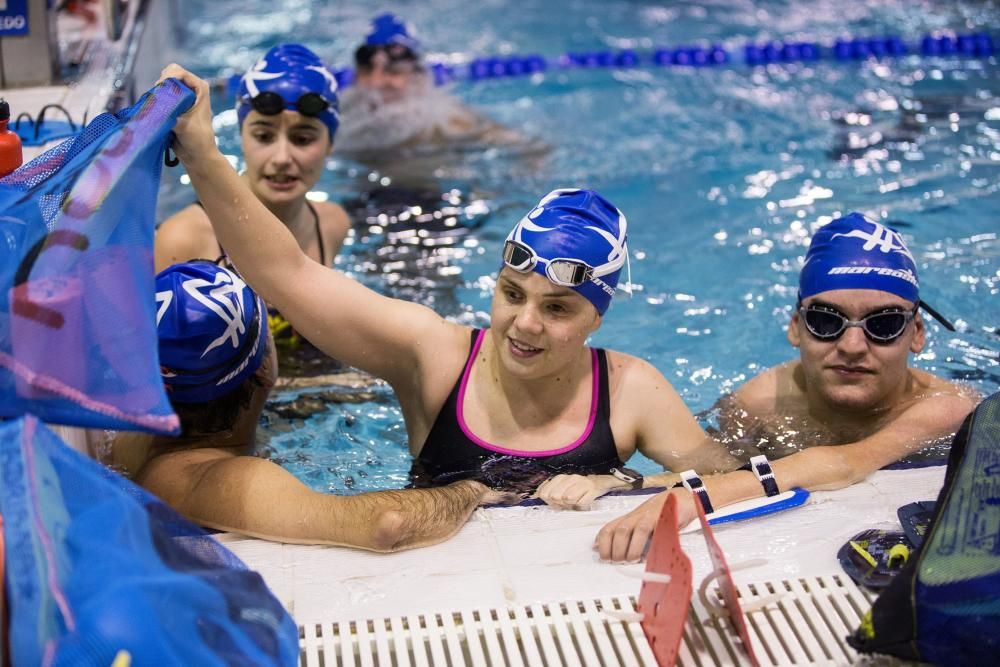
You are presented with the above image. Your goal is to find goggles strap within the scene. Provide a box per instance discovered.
[918,300,956,332]
[622,249,633,296]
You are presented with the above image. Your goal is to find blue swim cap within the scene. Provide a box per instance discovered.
[155,263,267,404]
[365,13,420,52]
[800,213,919,303]
[504,188,629,315]
[237,43,340,139]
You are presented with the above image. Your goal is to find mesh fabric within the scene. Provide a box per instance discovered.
[0,80,194,434]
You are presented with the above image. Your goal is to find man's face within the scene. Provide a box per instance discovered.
[354,49,422,103]
[787,288,925,413]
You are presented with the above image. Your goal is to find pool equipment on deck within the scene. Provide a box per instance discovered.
[682,487,811,531]
[10,103,83,147]
[849,391,1000,664]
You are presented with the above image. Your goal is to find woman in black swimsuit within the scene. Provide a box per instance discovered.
[158,71,740,505]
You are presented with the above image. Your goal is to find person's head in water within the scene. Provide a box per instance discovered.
[493,188,629,378]
[236,43,339,207]
[353,14,425,103]
[789,212,943,412]
[156,262,273,435]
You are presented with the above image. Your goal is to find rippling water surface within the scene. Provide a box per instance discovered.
[161,0,1000,493]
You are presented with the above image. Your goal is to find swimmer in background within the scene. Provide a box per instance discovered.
[66,261,512,551]
[336,13,546,184]
[156,44,351,361]
[594,213,979,562]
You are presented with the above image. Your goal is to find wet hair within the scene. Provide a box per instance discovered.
[354,43,420,70]
[169,373,265,437]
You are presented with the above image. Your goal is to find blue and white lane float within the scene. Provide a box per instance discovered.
[358,32,996,86]
[219,31,996,94]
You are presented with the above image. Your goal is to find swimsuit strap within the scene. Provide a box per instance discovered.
[596,348,611,422]
[308,201,327,266]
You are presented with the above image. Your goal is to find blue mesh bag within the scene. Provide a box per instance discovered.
[0,415,299,666]
[0,80,194,434]
[849,391,1000,665]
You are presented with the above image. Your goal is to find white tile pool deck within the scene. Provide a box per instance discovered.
[219,466,942,629]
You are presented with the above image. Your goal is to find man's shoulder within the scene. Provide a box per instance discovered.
[732,361,801,415]
[906,368,981,410]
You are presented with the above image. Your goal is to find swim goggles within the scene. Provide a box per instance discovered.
[799,304,917,344]
[503,239,620,290]
[241,91,332,118]
[355,43,420,68]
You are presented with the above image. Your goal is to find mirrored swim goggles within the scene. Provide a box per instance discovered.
[799,304,918,344]
[241,91,333,118]
[502,239,622,291]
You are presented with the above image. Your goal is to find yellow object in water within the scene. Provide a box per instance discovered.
[111,650,132,667]
[268,312,301,348]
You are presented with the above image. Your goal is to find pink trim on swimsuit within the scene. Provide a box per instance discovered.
[455,329,599,458]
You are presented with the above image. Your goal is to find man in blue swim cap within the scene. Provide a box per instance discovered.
[337,14,543,174]
[351,13,424,105]
[151,72,744,508]
[86,261,514,551]
[596,213,978,562]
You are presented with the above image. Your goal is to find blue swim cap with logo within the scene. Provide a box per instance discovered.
[504,189,629,315]
[800,213,919,303]
[365,13,420,52]
[237,43,340,139]
[155,263,267,404]
[799,213,956,330]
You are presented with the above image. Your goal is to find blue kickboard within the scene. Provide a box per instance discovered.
[705,487,811,525]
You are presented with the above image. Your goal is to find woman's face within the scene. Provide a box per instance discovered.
[490,268,601,379]
[240,110,332,206]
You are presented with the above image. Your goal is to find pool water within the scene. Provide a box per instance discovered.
[163,0,1000,493]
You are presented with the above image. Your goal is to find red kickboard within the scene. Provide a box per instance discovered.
[696,501,761,667]
[638,494,693,667]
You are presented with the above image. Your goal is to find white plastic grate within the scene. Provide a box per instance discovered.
[299,575,876,666]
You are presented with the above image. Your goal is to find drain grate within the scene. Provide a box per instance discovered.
[299,574,875,666]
